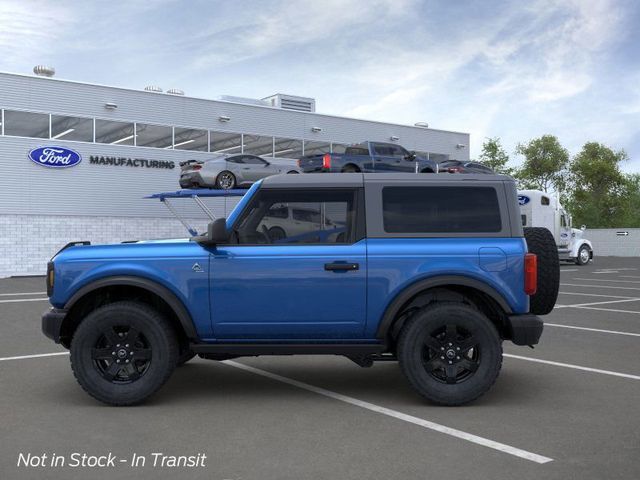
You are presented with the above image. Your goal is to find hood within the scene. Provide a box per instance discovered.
[53,238,195,262]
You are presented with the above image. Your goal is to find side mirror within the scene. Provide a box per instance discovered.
[194,218,229,245]
[405,151,417,161]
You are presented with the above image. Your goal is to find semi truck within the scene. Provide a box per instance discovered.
[518,190,594,265]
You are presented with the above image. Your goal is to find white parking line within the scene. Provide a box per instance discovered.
[621,275,640,279]
[223,360,553,464]
[545,323,640,337]
[561,283,640,291]
[0,291,47,296]
[561,269,579,272]
[572,278,640,284]
[571,306,640,315]
[0,298,49,304]
[558,291,637,299]
[554,298,640,309]
[504,354,640,380]
[0,352,69,362]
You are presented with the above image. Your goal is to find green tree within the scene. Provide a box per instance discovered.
[514,135,569,192]
[567,142,630,228]
[478,137,513,175]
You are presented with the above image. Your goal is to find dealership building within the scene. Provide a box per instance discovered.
[0,68,470,278]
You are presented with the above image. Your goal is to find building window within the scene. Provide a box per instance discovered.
[382,186,502,233]
[303,140,330,156]
[273,137,303,158]
[173,127,208,151]
[210,131,243,154]
[95,119,135,145]
[3,110,49,138]
[244,134,274,156]
[50,115,93,142]
[135,123,173,149]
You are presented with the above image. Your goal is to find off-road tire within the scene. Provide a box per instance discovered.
[70,301,178,406]
[576,244,591,266]
[397,302,502,406]
[524,227,560,315]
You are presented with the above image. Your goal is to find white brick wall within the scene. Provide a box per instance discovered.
[0,214,209,278]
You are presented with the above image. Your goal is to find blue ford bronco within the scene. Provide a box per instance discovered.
[42,173,559,406]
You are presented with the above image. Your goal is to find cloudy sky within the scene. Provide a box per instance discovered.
[1,0,639,171]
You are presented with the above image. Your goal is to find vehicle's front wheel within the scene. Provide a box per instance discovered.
[70,301,178,406]
[215,171,236,190]
[397,302,502,406]
[576,245,591,266]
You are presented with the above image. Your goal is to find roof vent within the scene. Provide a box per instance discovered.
[144,85,163,93]
[33,65,55,77]
[262,94,316,112]
[166,88,184,96]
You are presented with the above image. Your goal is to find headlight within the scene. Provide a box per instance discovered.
[46,262,54,297]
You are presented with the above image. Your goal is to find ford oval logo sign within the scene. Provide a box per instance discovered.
[518,195,530,206]
[28,146,82,168]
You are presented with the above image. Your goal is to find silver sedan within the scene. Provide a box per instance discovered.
[179,154,301,190]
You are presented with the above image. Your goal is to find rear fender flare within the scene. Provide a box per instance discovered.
[375,275,513,340]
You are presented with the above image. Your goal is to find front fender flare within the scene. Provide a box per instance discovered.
[375,275,513,340]
[64,275,197,340]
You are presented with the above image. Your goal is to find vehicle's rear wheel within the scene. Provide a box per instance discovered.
[397,302,502,406]
[268,226,287,242]
[216,171,236,190]
[576,244,591,266]
[287,170,299,174]
[70,301,178,406]
[341,165,359,173]
[524,227,560,315]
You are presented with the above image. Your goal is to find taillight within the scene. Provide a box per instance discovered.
[297,159,301,167]
[192,165,202,170]
[322,153,331,169]
[447,167,462,173]
[524,253,537,295]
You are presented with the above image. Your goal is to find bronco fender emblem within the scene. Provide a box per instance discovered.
[192,263,203,273]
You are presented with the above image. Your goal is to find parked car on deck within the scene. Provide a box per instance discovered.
[179,154,300,190]
[439,159,494,174]
[298,141,438,174]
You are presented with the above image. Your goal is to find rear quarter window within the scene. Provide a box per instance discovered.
[382,186,502,233]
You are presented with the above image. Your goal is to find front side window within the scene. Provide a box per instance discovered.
[383,186,502,233]
[242,155,267,165]
[234,189,357,245]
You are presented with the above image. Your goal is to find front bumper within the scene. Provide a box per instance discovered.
[42,308,67,343]
[506,314,543,346]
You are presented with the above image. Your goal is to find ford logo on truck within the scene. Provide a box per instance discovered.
[518,195,530,205]
[28,146,82,168]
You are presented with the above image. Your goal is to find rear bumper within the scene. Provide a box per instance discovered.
[506,314,543,346]
[42,308,67,343]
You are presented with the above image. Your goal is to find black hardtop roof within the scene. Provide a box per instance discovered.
[260,173,515,188]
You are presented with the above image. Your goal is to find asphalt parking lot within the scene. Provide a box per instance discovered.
[1,257,639,480]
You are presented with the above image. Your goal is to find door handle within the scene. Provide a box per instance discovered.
[324,262,359,271]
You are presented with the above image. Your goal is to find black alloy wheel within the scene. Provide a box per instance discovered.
[422,323,479,385]
[91,325,152,383]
